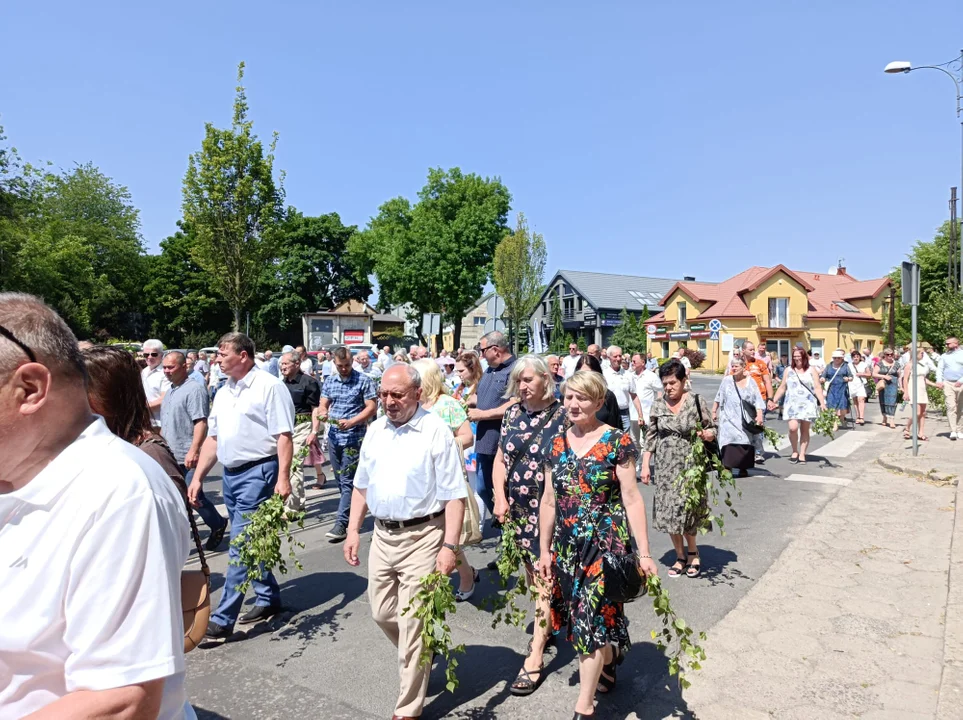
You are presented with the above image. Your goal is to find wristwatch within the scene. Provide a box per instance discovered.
[442,542,460,553]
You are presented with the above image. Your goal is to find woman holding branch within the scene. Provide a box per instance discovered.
[769,347,826,464]
[538,371,658,719]
[872,347,901,428]
[491,355,566,696]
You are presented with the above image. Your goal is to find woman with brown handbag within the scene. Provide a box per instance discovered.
[82,346,210,653]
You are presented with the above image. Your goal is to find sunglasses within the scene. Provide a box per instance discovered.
[0,324,37,363]
[144,352,160,358]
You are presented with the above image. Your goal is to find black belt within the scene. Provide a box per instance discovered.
[376,509,444,531]
[225,454,278,474]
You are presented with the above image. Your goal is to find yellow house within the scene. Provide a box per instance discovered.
[646,265,892,371]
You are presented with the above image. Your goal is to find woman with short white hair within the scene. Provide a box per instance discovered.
[492,354,566,696]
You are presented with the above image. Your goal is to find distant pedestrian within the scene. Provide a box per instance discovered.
[318,346,378,542]
[159,350,228,549]
[602,345,633,431]
[586,343,602,361]
[546,353,564,395]
[822,350,853,426]
[646,351,658,372]
[280,351,323,512]
[343,364,467,720]
[189,333,296,639]
[141,338,170,427]
[263,348,279,377]
[848,350,870,426]
[561,341,581,378]
[713,355,765,478]
[296,345,314,376]
[196,350,211,378]
[576,354,624,430]
[937,336,963,440]
[902,348,936,442]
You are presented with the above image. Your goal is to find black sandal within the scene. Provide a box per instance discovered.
[597,645,623,694]
[510,665,544,696]
[685,552,701,579]
[668,553,687,579]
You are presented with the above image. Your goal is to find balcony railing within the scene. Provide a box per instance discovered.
[756,313,808,329]
[563,309,577,321]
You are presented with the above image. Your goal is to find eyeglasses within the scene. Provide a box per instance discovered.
[144,352,160,358]
[378,389,411,401]
[0,324,37,363]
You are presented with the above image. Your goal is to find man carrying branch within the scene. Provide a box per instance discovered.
[344,364,467,720]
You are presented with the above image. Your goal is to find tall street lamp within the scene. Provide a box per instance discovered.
[885,52,963,289]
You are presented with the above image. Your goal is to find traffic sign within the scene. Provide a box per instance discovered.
[709,330,720,341]
[708,319,722,332]
[646,324,656,336]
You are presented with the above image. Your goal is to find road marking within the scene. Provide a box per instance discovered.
[815,432,872,458]
[783,473,852,486]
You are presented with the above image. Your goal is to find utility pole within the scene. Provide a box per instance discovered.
[952,187,959,291]
[887,286,896,349]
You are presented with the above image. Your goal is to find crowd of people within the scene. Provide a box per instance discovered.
[4,287,963,720]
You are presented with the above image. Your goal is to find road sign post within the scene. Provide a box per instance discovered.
[902,261,920,457]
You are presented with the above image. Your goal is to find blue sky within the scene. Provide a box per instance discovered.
[2,1,961,285]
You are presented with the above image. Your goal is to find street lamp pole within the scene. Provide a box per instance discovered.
[885,52,963,289]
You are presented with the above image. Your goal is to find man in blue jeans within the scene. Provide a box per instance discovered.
[468,331,516,515]
[318,345,378,543]
[160,350,228,550]
[188,332,295,640]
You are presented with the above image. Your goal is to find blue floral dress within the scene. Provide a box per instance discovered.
[822,363,852,411]
[547,428,636,656]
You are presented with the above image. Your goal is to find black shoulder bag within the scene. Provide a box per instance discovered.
[732,379,764,435]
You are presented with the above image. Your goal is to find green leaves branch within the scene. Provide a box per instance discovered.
[646,575,706,690]
[483,517,542,629]
[401,571,465,693]
[229,494,305,595]
[678,426,740,535]
[812,408,838,439]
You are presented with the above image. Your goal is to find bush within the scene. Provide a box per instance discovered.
[681,348,706,370]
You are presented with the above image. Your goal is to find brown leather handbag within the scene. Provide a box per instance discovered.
[181,504,211,653]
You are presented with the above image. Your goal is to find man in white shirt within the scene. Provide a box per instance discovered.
[937,335,963,439]
[141,338,171,427]
[561,341,581,378]
[344,364,466,720]
[189,332,296,639]
[0,293,194,720]
[632,354,664,428]
[602,345,634,431]
[378,345,394,370]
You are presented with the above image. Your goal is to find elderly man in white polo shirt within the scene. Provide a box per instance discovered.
[603,345,635,431]
[344,364,466,720]
[142,338,171,427]
[189,332,296,640]
[0,293,195,720]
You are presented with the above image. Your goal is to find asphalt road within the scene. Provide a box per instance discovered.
[185,373,883,719]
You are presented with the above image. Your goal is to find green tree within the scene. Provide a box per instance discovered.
[888,220,963,348]
[609,307,645,356]
[493,213,547,355]
[182,62,285,331]
[548,293,568,353]
[143,220,233,345]
[256,209,372,344]
[577,334,587,352]
[639,305,650,353]
[352,167,511,352]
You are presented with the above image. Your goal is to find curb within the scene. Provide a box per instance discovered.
[876,454,958,486]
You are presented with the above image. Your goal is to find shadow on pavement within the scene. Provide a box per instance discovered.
[656,545,741,582]
[193,708,230,720]
[422,643,526,719]
[605,641,694,719]
[273,570,368,644]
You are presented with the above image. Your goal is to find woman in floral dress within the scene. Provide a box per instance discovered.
[641,360,717,579]
[492,355,566,696]
[770,347,826,465]
[539,371,658,719]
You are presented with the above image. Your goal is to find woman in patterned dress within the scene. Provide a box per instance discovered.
[411,359,478,600]
[453,351,483,474]
[492,355,566,696]
[770,347,826,465]
[641,360,717,579]
[872,348,902,428]
[538,371,658,719]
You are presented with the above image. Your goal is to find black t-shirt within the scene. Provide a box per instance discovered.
[283,371,321,415]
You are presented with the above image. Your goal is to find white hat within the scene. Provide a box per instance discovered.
[832,349,845,359]
[281,344,295,353]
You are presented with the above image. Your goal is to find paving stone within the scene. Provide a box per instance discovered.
[869,679,940,713]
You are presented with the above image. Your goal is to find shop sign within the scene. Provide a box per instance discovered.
[657,326,669,333]
[690,331,711,339]
[669,331,691,341]
[689,323,706,332]
[343,329,365,345]
[650,333,668,341]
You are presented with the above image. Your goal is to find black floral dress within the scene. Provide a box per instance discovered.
[547,428,637,656]
[499,400,566,561]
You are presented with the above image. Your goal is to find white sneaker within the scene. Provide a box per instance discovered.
[951,432,958,441]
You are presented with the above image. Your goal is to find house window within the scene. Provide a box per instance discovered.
[866,339,876,355]
[473,317,485,326]
[563,298,575,315]
[677,302,687,328]
[810,339,824,359]
[577,297,583,311]
[661,341,670,358]
[768,298,789,328]
[698,339,707,354]
[543,301,547,315]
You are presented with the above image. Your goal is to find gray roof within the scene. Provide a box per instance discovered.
[549,270,680,311]
[373,313,406,324]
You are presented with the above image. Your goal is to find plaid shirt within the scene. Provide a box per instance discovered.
[321,369,377,445]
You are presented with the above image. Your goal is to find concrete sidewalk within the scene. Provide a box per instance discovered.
[678,418,960,719]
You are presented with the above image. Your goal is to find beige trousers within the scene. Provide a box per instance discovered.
[944,382,963,433]
[287,421,314,512]
[368,515,445,718]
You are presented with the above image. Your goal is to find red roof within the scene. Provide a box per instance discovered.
[650,266,890,324]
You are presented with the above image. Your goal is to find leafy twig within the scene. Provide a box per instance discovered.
[812,408,838,439]
[646,575,706,689]
[401,571,465,692]
[484,517,542,629]
[678,426,740,535]
[762,426,783,450]
[230,494,305,594]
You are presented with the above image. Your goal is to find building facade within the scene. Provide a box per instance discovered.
[302,300,405,350]
[529,270,680,347]
[646,264,892,371]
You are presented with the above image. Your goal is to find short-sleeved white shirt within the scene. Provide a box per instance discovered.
[142,365,171,426]
[561,354,581,379]
[354,407,468,521]
[603,365,632,410]
[0,418,195,720]
[632,370,664,425]
[208,366,295,469]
